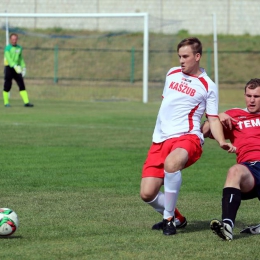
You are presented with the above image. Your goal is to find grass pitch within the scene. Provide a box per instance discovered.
[0,95,259,259]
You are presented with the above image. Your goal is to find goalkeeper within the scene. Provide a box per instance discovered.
[3,33,33,107]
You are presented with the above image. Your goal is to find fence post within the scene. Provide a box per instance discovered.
[54,45,58,83]
[130,47,135,83]
[207,48,211,78]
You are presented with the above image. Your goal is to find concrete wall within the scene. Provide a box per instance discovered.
[0,0,259,35]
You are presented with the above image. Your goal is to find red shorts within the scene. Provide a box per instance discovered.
[142,134,202,178]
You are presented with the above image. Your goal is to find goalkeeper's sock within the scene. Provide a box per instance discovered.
[221,187,241,228]
[3,91,9,105]
[147,191,164,214]
[20,90,29,104]
[163,170,182,219]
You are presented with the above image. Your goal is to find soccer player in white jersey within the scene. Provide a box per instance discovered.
[140,37,235,236]
[202,78,260,241]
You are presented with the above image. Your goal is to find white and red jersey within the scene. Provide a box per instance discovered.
[224,108,260,163]
[152,66,218,144]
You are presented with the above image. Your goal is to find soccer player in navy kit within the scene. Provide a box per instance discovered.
[202,78,260,241]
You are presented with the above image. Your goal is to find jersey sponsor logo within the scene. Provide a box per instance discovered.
[168,81,196,96]
[181,77,192,83]
[237,118,260,129]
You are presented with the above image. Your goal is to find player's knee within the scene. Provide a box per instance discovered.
[140,190,156,202]
[164,149,188,172]
[226,165,243,181]
[18,85,26,91]
[164,160,185,173]
[3,84,11,92]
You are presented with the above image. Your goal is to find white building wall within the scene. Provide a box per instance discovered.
[0,0,259,35]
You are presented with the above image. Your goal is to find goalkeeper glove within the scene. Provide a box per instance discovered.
[22,68,26,77]
[14,65,22,74]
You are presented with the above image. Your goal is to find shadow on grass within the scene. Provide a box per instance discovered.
[172,219,213,234]
[0,235,23,239]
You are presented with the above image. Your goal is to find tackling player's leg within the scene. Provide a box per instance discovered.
[210,163,256,241]
[240,223,260,234]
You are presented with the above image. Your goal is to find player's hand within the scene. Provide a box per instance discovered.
[22,68,26,77]
[219,112,238,130]
[14,65,22,74]
[219,142,236,153]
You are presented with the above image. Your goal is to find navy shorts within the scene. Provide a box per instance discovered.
[241,161,260,200]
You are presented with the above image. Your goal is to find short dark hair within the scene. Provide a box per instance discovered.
[9,33,18,39]
[244,78,260,92]
[177,37,202,55]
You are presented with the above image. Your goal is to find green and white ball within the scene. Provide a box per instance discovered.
[0,208,19,236]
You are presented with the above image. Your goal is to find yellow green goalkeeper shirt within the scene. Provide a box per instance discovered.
[4,44,26,68]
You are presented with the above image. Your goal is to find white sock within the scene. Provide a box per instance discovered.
[147,191,164,214]
[163,170,182,219]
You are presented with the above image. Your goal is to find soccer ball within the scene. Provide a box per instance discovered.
[0,208,19,236]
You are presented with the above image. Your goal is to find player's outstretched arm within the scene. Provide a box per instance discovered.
[207,116,236,153]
